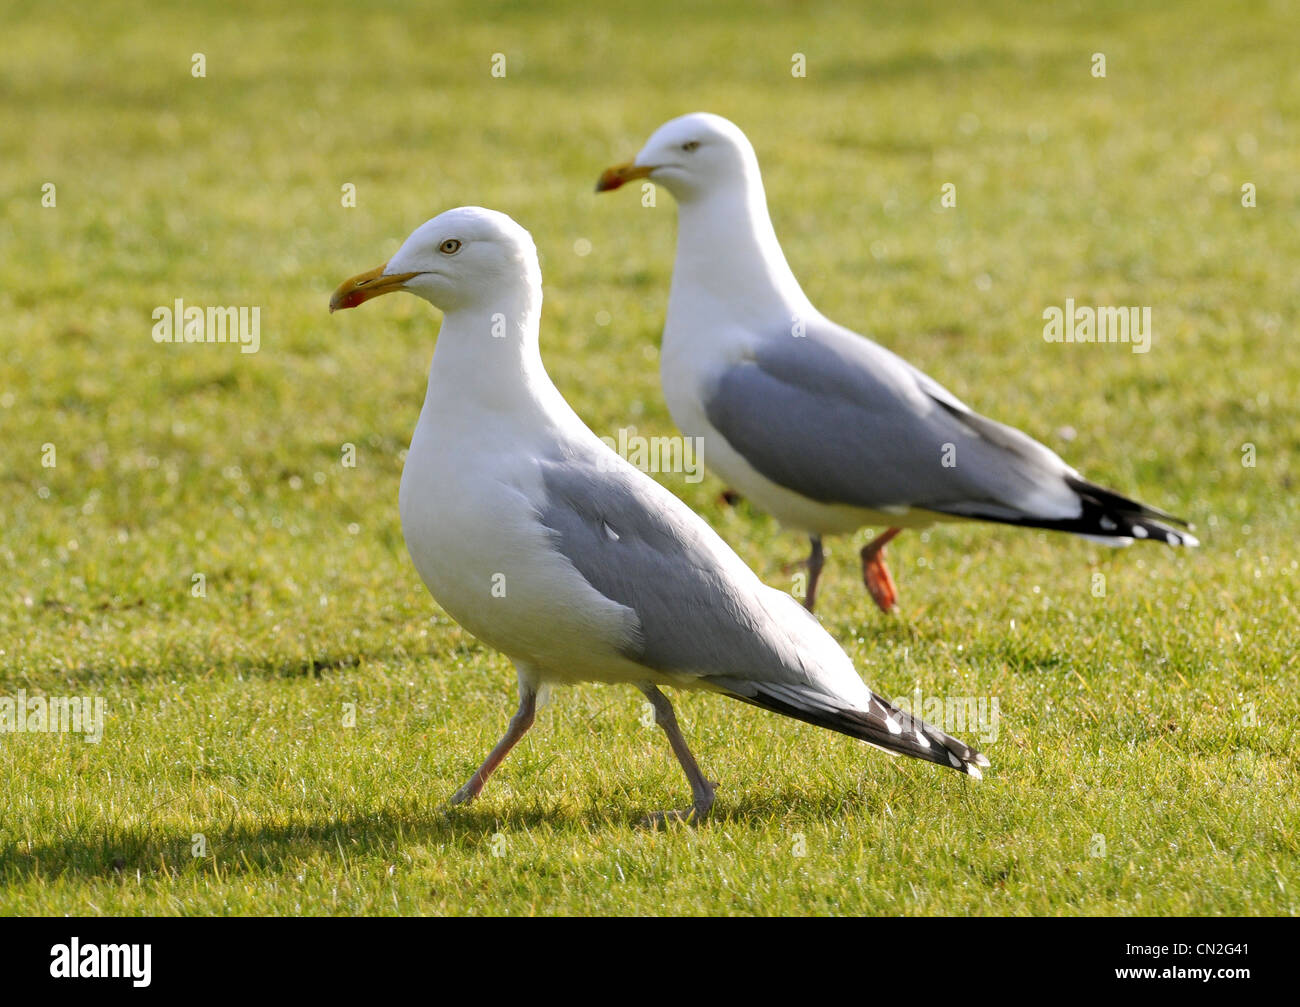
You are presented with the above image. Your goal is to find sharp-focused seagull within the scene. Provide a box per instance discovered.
[597,113,1197,613]
[330,206,988,821]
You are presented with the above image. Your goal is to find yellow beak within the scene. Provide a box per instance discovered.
[595,161,655,193]
[329,263,421,313]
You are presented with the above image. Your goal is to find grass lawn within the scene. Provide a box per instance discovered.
[1,0,1296,915]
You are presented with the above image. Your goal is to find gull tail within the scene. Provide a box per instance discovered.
[1060,476,1199,546]
[936,476,1198,547]
[723,683,989,778]
[924,397,1198,546]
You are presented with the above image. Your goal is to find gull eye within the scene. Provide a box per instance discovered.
[439,238,462,254]
[681,141,700,152]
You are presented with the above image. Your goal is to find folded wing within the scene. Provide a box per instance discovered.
[703,319,1195,544]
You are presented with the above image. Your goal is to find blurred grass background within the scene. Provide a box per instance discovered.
[0,0,1296,914]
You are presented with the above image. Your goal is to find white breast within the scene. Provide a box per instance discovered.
[398,401,649,685]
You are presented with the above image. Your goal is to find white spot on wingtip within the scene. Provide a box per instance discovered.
[603,522,620,541]
[885,716,902,735]
[975,753,991,767]
[1132,525,1148,539]
[1099,516,1118,532]
[947,751,962,769]
[966,762,983,781]
[914,730,930,748]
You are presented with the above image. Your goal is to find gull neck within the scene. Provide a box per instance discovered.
[424,291,548,416]
[668,176,814,331]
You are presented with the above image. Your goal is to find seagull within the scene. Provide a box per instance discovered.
[597,113,1197,613]
[330,206,988,822]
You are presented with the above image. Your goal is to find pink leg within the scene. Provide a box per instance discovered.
[861,527,903,613]
[449,685,537,805]
[639,684,717,826]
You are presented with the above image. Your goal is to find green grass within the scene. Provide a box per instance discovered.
[1,0,1297,915]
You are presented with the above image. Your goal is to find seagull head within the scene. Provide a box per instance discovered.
[596,112,759,202]
[330,206,541,314]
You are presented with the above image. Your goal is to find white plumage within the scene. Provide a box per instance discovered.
[330,206,987,821]
[598,113,1196,613]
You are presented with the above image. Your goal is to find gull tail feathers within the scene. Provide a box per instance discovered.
[935,475,1198,547]
[1060,476,1199,546]
[925,396,1197,546]
[720,682,988,778]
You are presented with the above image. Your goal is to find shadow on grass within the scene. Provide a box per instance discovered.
[54,650,393,687]
[0,783,907,884]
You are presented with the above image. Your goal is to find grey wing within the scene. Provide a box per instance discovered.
[535,452,992,776]
[535,454,813,682]
[703,321,1083,520]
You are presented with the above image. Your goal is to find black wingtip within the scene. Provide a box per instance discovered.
[1063,476,1198,546]
[727,687,989,778]
[936,476,1199,547]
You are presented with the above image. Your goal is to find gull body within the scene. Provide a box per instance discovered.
[598,113,1196,612]
[330,206,988,820]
